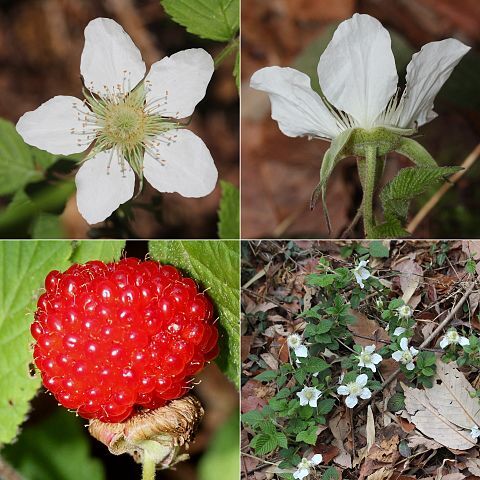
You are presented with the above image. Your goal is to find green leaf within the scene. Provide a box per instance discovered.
[251,433,278,455]
[369,240,390,258]
[295,425,318,445]
[31,213,64,239]
[306,273,336,287]
[322,466,339,480]
[234,47,240,89]
[161,0,239,41]
[315,320,333,334]
[275,431,288,449]
[241,410,264,427]
[2,410,105,480]
[199,410,239,480]
[0,241,72,445]
[149,240,240,387]
[387,392,405,412]
[0,119,59,195]
[255,370,278,382]
[316,398,335,415]
[70,240,125,264]
[218,180,239,239]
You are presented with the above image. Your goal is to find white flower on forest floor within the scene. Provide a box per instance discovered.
[297,386,322,407]
[470,426,480,440]
[287,333,309,358]
[392,326,407,337]
[439,328,470,349]
[352,260,371,289]
[293,454,323,480]
[16,18,217,224]
[337,373,371,408]
[357,344,383,372]
[397,305,413,319]
[392,337,418,370]
[250,13,470,141]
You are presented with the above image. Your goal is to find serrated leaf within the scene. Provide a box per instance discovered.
[387,392,405,412]
[0,119,57,195]
[218,180,239,239]
[241,410,264,427]
[149,240,239,387]
[275,431,288,448]
[295,425,318,445]
[0,241,73,445]
[70,240,125,264]
[369,240,390,258]
[251,433,278,455]
[31,213,64,239]
[161,0,239,41]
[2,410,105,480]
[322,466,339,480]
[254,370,278,382]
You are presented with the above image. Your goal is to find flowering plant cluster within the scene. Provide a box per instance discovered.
[242,243,479,479]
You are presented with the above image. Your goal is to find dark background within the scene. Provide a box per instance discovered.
[242,0,480,239]
[0,0,239,239]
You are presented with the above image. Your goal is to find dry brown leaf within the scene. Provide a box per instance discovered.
[403,361,480,450]
[366,468,394,480]
[348,310,390,348]
[329,410,352,469]
[407,433,443,450]
[466,458,480,476]
[260,353,279,370]
[392,254,423,304]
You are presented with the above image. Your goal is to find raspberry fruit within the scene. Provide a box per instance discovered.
[32,258,219,423]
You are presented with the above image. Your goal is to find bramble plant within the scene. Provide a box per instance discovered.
[250,13,470,239]
[242,242,479,479]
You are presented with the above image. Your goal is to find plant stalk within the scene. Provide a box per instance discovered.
[142,453,156,480]
[362,145,378,238]
[214,37,239,68]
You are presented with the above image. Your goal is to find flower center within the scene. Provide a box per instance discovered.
[447,330,459,343]
[304,389,314,400]
[401,351,413,363]
[361,352,372,363]
[348,382,361,396]
[104,103,146,146]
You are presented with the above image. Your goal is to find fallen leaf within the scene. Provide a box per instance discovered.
[392,255,423,304]
[260,353,279,371]
[403,361,480,450]
[242,336,255,363]
[314,444,340,464]
[329,410,352,469]
[348,310,390,349]
[466,458,480,476]
[407,433,443,450]
[366,468,394,480]
[367,406,376,452]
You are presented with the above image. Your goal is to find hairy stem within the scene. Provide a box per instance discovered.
[142,453,156,480]
[362,145,378,238]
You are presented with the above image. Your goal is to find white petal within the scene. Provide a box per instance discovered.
[368,364,376,373]
[392,351,403,362]
[371,353,383,364]
[360,387,372,400]
[250,66,341,139]
[16,96,90,155]
[75,150,135,224]
[359,260,369,267]
[359,268,371,280]
[309,397,318,408]
[358,359,365,368]
[409,347,419,356]
[81,18,146,96]
[356,374,368,387]
[345,395,358,408]
[354,273,365,289]
[400,337,408,351]
[397,39,470,128]
[393,327,406,337]
[144,129,217,198]
[145,49,214,119]
[406,362,415,371]
[311,454,323,465]
[365,345,376,354]
[294,468,309,480]
[439,337,449,349]
[459,336,470,346]
[295,345,309,358]
[317,13,397,127]
[337,385,349,396]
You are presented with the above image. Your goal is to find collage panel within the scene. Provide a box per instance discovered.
[242,1,480,239]
[0,0,239,240]
[0,240,240,480]
[241,240,480,479]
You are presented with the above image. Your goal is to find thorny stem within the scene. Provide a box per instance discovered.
[142,453,156,480]
[354,280,478,412]
[214,37,239,68]
[362,145,378,238]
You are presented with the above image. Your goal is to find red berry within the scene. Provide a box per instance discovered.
[32,258,218,423]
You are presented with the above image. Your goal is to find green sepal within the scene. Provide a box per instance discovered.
[395,137,438,167]
[310,129,353,232]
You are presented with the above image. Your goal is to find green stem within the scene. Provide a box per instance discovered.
[214,37,239,69]
[142,454,156,480]
[362,145,378,238]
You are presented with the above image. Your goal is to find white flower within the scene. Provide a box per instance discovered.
[297,386,322,407]
[337,373,371,408]
[470,426,480,440]
[250,13,469,139]
[439,328,470,349]
[392,337,418,370]
[352,260,371,288]
[16,18,218,224]
[293,454,323,480]
[397,305,413,319]
[357,345,383,372]
[287,333,309,358]
[392,326,407,337]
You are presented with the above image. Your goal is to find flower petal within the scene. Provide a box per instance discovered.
[356,374,368,387]
[406,362,415,371]
[75,150,135,224]
[311,454,323,465]
[317,13,398,127]
[250,66,341,139]
[16,96,90,155]
[459,336,470,346]
[393,327,406,337]
[397,39,470,128]
[295,345,309,358]
[143,129,217,198]
[337,385,349,395]
[81,18,146,96]
[345,395,358,408]
[400,337,408,351]
[145,49,214,119]
[439,337,449,349]
[360,387,372,400]
[391,351,402,362]
[371,353,383,364]
[365,345,376,354]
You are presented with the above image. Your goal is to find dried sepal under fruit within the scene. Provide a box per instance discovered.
[88,395,203,469]
[31,258,219,423]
